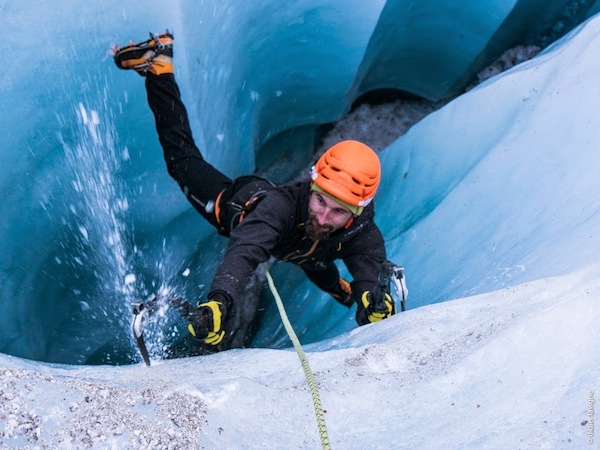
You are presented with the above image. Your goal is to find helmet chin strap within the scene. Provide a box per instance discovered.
[344,217,354,229]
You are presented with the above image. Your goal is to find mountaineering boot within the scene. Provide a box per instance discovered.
[113,31,173,76]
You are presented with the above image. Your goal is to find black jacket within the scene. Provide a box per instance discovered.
[144,74,388,326]
[210,180,387,310]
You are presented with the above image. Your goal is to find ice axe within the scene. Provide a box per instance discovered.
[130,293,195,366]
[371,260,408,313]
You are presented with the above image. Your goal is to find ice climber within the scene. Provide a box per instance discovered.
[113,32,398,349]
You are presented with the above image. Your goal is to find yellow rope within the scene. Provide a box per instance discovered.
[263,264,331,450]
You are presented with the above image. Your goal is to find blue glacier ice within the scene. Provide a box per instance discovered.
[1,2,600,448]
[1,0,598,365]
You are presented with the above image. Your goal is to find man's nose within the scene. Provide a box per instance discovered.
[315,208,332,225]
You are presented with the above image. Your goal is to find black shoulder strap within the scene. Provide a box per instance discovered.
[227,176,276,230]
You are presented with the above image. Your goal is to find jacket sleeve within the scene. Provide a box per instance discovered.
[302,264,341,292]
[209,191,296,301]
[342,223,387,312]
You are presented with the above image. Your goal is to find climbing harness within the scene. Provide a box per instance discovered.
[262,264,332,450]
[213,176,276,236]
[227,189,270,230]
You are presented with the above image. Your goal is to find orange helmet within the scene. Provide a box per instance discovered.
[311,140,381,214]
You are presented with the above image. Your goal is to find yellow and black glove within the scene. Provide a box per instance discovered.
[326,277,353,307]
[356,291,396,325]
[187,293,230,346]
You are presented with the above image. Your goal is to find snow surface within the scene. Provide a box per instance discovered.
[2,6,600,450]
[1,268,597,448]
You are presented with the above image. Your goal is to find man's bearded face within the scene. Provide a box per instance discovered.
[306,191,353,240]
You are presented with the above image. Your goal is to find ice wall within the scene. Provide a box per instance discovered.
[0,0,595,364]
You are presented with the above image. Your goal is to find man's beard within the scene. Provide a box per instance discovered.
[305,214,334,240]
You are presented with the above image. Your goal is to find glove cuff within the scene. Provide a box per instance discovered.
[207,290,233,311]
